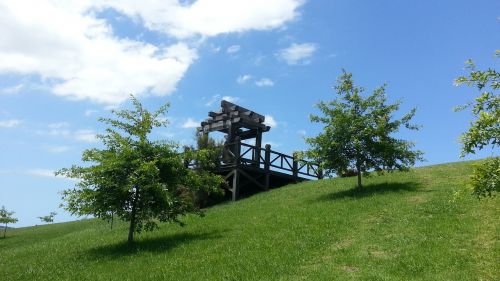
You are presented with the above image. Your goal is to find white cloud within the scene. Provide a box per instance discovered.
[205,94,240,106]
[277,43,317,65]
[0,119,22,128]
[210,44,221,53]
[0,1,197,105]
[222,96,240,104]
[297,129,306,136]
[48,122,70,129]
[0,1,304,105]
[74,129,98,143]
[27,169,56,178]
[237,75,252,84]
[26,168,76,181]
[264,115,277,127]
[181,118,200,129]
[45,145,70,153]
[253,55,265,66]
[226,45,241,54]
[103,0,305,38]
[255,78,274,87]
[84,109,98,117]
[0,84,23,95]
[264,141,281,148]
[43,122,71,136]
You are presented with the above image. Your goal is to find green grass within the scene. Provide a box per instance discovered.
[1,161,499,280]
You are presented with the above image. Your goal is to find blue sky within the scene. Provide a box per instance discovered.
[0,0,498,227]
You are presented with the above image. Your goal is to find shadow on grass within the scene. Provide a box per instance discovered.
[316,181,423,202]
[88,230,226,259]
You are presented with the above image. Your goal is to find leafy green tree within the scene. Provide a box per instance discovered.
[304,70,424,188]
[184,133,225,207]
[57,96,224,243]
[0,206,18,238]
[38,212,57,223]
[454,52,499,198]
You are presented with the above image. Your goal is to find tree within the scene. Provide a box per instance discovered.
[304,70,424,188]
[184,133,225,207]
[0,206,18,238]
[57,96,224,243]
[38,212,57,223]
[454,52,499,198]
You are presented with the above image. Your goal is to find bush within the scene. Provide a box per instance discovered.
[470,157,499,198]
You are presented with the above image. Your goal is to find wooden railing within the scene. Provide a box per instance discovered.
[221,140,323,179]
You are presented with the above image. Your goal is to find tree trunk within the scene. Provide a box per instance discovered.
[3,223,6,238]
[356,162,363,189]
[128,186,139,244]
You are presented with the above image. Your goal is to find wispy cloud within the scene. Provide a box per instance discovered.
[74,130,97,143]
[255,78,274,87]
[27,169,56,178]
[42,122,71,137]
[264,141,281,148]
[37,123,97,143]
[226,45,241,54]
[0,119,22,128]
[181,118,200,129]
[277,43,317,65]
[237,74,252,84]
[0,84,23,95]
[264,115,277,127]
[205,94,240,107]
[44,145,70,153]
[26,169,76,181]
[84,109,98,117]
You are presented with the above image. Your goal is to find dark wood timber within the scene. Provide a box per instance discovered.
[196,100,321,201]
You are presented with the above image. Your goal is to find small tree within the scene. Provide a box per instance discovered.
[304,70,424,188]
[57,96,224,243]
[454,52,499,198]
[0,206,18,238]
[38,212,57,223]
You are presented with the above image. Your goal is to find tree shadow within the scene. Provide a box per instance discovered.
[87,229,226,259]
[315,181,424,202]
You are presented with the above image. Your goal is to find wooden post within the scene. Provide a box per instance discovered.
[231,136,241,201]
[264,144,271,190]
[292,153,298,183]
[234,136,241,166]
[232,169,240,201]
[254,128,262,167]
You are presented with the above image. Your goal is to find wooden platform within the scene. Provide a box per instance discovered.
[218,141,322,200]
[195,99,322,200]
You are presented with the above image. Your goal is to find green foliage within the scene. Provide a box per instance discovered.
[57,96,224,243]
[189,133,225,173]
[38,212,57,223]
[184,133,226,207]
[454,53,499,198]
[304,70,423,188]
[0,206,18,238]
[454,54,500,156]
[469,157,499,198]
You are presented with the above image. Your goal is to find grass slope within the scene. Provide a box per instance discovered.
[1,161,499,281]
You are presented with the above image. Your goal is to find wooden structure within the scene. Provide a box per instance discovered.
[198,100,322,201]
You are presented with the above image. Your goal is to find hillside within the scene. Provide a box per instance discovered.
[1,161,498,281]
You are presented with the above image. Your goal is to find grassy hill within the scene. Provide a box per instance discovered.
[1,161,498,281]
